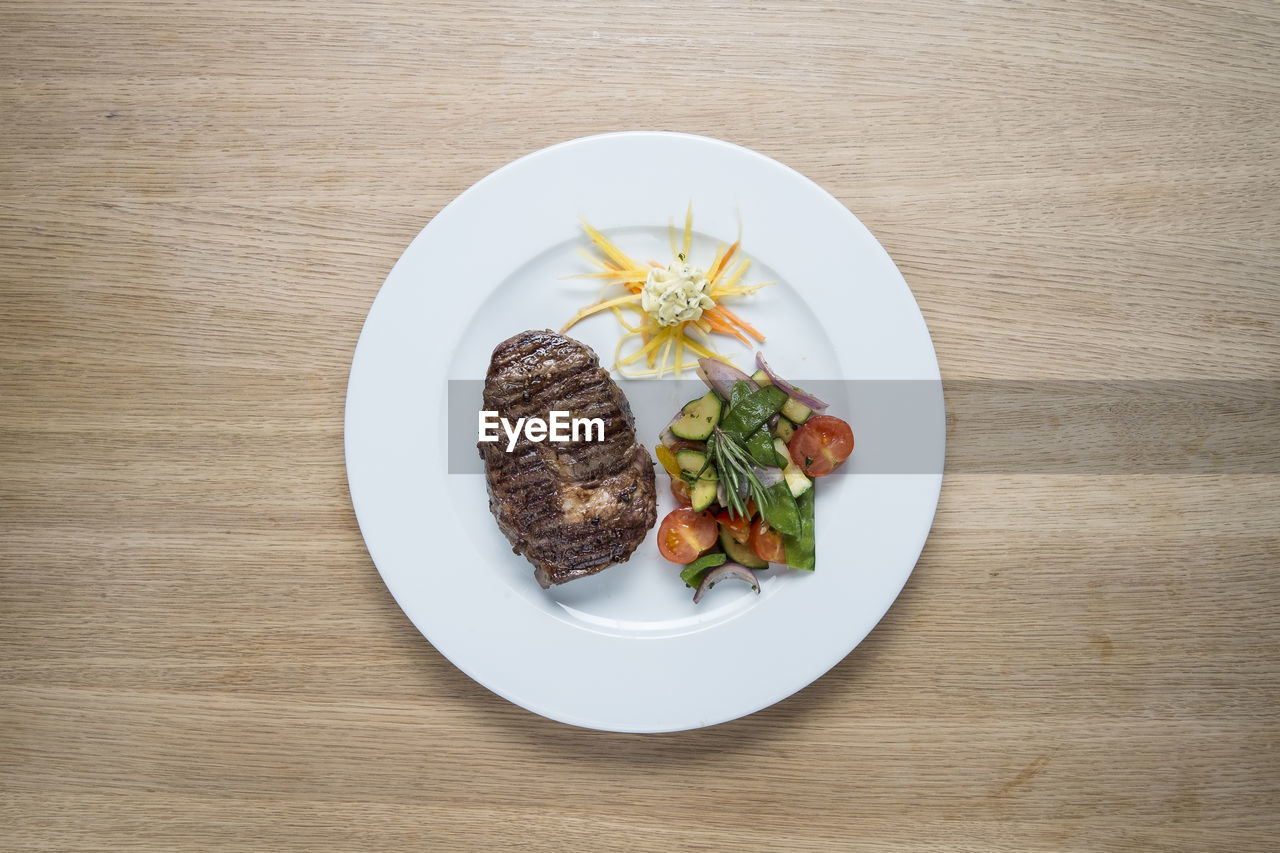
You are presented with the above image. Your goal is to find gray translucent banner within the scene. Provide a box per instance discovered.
[448,380,1279,475]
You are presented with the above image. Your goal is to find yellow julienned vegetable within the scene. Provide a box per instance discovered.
[561,205,773,377]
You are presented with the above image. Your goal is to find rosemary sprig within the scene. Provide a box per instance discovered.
[708,427,769,520]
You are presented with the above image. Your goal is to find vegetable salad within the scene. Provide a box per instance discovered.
[654,355,854,602]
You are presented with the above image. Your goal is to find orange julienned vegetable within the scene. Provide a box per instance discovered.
[561,207,774,377]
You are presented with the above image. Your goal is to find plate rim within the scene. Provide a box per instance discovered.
[344,131,944,732]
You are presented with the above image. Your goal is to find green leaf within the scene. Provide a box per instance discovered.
[781,484,816,571]
[680,552,728,588]
[719,385,788,442]
[745,426,780,469]
[759,480,801,537]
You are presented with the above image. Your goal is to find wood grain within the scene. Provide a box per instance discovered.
[2,1,1277,850]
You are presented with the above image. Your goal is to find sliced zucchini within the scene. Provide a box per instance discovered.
[719,526,767,569]
[670,391,722,441]
[770,436,791,468]
[773,416,796,443]
[674,448,708,474]
[749,368,771,385]
[676,449,719,512]
[783,465,813,499]
[774,437,812,498]
[773,438,793,466]
[689,476,719,512]
[780,396,812,425]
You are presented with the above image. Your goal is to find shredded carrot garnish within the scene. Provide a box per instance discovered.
[618,331,669,367]
[703,310,752,346]
[578,219,640,270]
[565,206,772,375]
[708,241,739,283]
[709,304,766,342]
[561,292,642,333]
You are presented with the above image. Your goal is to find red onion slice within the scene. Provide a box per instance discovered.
[693,563,761,603]
[754,352,828,412]
[697,358,758,401]
[755,465,785,488]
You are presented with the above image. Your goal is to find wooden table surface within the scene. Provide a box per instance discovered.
[3,2,1277,850]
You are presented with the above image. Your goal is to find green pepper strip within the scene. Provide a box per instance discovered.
[680,551,728,588]
[781,484,816,571]
[745,426,779,469]
[718,384,788,443]
[758,479,801,538]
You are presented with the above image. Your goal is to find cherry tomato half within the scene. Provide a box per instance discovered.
[657,507,718,564]
[716,509,751,545]
[789,414,854,478]
[750,516,786,564]
[670,477,692,507]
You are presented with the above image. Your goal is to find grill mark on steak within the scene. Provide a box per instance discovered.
[479,330,657,588]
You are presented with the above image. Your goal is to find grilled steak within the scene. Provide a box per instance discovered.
[480,330,657,588]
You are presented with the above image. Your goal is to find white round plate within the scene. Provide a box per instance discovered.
[345,132,943,732]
